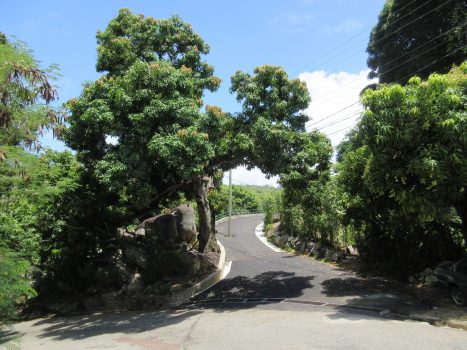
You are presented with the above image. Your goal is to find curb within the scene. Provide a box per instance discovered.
[168,238,227,307]
[167,214,263,307]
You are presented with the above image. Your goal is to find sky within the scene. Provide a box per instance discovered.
[1,0,385,187]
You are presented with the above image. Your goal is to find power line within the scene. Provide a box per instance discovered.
[304,1,460,132]
[307,37,466,132]
[290,0,433,76]
[316,109,363,131]
[293,0,447,79]
[307,102,360,128]
[322,45,466,139]
[310,23,465,107]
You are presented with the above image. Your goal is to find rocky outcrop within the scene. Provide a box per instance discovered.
[135,204,198,248]
[37,204,218,315]
[408,267,440,285]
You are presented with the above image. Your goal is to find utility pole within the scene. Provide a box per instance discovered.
[227,169,233,237]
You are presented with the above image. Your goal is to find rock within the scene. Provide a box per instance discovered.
[172,204,197,245]
[170,284,183,293]
[134,227,145,236]
[346,245,359,256]
[127,273,143,293]
[421,268,433,276]
[272,213,281,223]
[424,275,439,284]
[324,248,334,261]
[300,242,307,253]
[274,236,282,246]
[138,213,178,243]
[294,241,302,251]
[124,245,148,270]
[117,227,133,238]
[191,257,202,275]
[332,251,346,262]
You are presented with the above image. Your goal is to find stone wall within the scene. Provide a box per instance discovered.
[265,222,350,263]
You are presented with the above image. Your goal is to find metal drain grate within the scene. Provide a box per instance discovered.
[184,297,386,314]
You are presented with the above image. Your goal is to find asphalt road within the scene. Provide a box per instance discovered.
[193,215,433,313]
[6,215,467,349]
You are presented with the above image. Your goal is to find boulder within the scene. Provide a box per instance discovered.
[134,227,146,236]
[294,241,302,251]
[272,213,281,223]
[138,213,178,243]
[424,275,439,284]
[324,248,334,261]
[127,273,143,293]
[331,251,346,262]
[124,245,148,270]
[274,236,282,246]
[172,204,197,245]
[420,268,433,277]
[346,245,359,256]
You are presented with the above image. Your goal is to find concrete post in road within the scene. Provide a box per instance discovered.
[227,169,232,237]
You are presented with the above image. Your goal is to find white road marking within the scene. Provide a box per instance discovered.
[254,222,284,253]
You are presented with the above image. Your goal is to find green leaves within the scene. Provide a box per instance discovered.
[0,37,63,153]
[231,65,310,130]
[336,63,467,273]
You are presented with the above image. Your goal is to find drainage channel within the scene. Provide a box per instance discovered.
[183,297,385,314]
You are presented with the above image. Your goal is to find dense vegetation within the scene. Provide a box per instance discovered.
[278,63,467,277]
[1,9,328,321]
[274,0,467,278]
[1,1,466,323]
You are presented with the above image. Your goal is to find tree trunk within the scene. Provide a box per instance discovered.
[455,203,467,247]
[191,176,215,253]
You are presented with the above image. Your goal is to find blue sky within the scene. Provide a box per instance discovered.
[2,0,385,185]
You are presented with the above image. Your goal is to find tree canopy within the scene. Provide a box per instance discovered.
[336,63,466,273]
[359,63,467,242]
[64,9,331,253]
[367,0,466,84]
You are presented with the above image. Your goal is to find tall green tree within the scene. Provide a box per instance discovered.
[336,63,466,274]
[65,10,330,253]
[359,63,467,244]
[64,9,222,251]
[367,0,466,84]
[0,34,71,321]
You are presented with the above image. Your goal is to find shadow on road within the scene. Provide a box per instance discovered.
[30,309,202,341]
[194,271,315,301]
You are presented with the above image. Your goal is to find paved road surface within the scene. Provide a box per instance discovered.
[6,215,467,349]
[194,215,434,313]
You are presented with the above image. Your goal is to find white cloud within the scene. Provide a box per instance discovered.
[300,69,377,146]
[221,70,377,187]
[331,18,364,34]
[269,13,316,33]
[222,166,279,188]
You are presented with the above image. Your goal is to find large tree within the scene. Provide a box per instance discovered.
[367,0,466,84]
[359,63,467,243]
[337,63,466,274]
[65,10,329,253]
